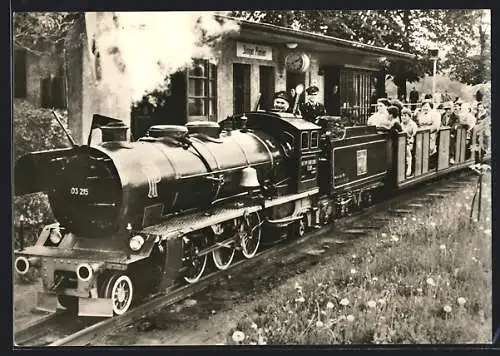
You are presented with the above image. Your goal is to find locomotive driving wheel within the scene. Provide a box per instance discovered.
[183,233,208,284]
[211,223,236,271]
[100,273,134,315]
[238,212,262,259]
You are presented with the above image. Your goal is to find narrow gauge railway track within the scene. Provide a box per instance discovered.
[14,171,478,347]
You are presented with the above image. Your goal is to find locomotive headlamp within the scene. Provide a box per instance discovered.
[48,228,63,245]
[129,235,145,251]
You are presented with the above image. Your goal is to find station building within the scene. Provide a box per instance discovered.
[63,14,416,143]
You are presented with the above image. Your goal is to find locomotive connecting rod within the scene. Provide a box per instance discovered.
[191,237,237,258]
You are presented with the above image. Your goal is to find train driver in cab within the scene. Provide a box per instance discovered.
[271,91,293,113]
[300,85,326,123]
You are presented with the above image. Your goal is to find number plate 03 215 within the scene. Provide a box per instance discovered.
[70,187,89,196]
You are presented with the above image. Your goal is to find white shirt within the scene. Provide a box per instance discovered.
[367,112,391,129]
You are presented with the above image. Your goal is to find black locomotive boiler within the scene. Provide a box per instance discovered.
[13,111,478,317]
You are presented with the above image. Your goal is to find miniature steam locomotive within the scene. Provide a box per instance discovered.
[13,111,478,317]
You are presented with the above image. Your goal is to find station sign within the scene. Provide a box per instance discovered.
[236,42,273,61]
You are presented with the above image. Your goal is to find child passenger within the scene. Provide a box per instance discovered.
[400,108,418,177]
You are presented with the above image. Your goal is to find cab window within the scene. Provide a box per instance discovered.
[301,132,309,150]
[311,131,319,148]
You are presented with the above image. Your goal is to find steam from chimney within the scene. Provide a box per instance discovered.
[87,12,239,104]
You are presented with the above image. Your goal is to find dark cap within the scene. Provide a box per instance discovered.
[306,86,320,95]
[273,91,292,104]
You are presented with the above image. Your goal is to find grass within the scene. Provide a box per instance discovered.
[226,174,492,345]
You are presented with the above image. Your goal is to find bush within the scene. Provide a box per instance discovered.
[13,99,71,249]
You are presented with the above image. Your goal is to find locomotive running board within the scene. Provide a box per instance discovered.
[142,188,320,240]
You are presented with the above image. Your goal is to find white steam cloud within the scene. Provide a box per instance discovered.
[87,11,239,103]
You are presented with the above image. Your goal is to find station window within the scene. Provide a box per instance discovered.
[301,132,309,150]
[187,59,217,121]
[311,131,319,148]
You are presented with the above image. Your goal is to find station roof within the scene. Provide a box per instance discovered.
[218,15,416,62]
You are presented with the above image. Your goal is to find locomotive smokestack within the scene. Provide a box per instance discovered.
[100,122,129,142]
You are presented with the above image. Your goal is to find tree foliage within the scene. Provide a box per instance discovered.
[231,10,490,87]
[13,12,81,54]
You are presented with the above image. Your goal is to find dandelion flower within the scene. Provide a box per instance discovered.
[326,301,334,309]
[318,282,323,288]
[403,217,407,221]
[391,235,399,242]
[430,222,437,228]
[295,296,305,303]
[316,320,324,328]
[439,244,446,250]
[367,300,376,308]
[372,276,378,282]
[457,297,467,306]
[232,330,245,343]
[346,314,355,322]
[412,217,417,221]
[416,288,423,293]
[251,322,258,330]
[381,233,387,238]
[443,304,452,313]
[378,298,386,306]
[426,277,436,286]
[340,298,350,306]
[350,268,357,274]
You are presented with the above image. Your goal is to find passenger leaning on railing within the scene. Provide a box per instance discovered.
[415,100,441,155]
[367,98,391,128]
[447,100,463,164]
[475,102,491,156]
[459,102,477,134]
[386,105,403,133]
[400,108,418,177]
[459,102,477,160]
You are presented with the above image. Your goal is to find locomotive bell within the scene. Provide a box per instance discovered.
[240,166,260,188]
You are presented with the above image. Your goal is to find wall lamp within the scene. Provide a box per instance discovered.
[286,42,298,49]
